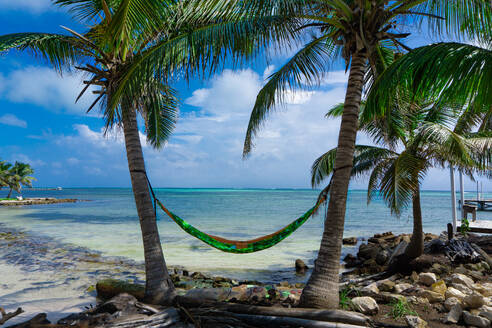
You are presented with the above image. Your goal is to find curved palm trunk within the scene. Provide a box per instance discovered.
[404,185,424,258]
[122,109,176,304]
[7,188,13,198]
[300,52,367,309]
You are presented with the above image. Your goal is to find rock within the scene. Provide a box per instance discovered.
[295,259,308,274]
[418,272,437,286]
[445,287,466,301]
[96,279,145,301]
[343,254,358,267]
[394,283,413,294]
[378,280,395,292]
[361,283,379,294]
[419,290,445,303]
[351,296,379,315]
[445,297,462,311]
[408,255,434,272]
[410,271,419,282]
[97,293,139,315]
[279,281,290,287]
[463,310,491,328]
[358,243,380,260]
[473,283,492,297]
[185,288,232,302]
[452,283,473,295]
[343,237,358,245]
[464,293,486,309]
[405,315,428,328]
[451,273,474,288]
[387,241,408,267]
[479,308,492,322]
[445,303,463,324]
[376,249,390,265]
[430,280,447,295]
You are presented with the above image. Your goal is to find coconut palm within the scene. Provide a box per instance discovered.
[0,0,286,303]
[6,162,35,198]
[366,42,492,122]
[0,161,13,193]
[242,0,492,308]
[312,96,492,265]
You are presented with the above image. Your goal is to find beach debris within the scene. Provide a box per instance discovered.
[5,313,50,328]
[96,279,145,301]
[0,307,24,325]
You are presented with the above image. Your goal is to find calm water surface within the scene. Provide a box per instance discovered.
[1,188,491,281]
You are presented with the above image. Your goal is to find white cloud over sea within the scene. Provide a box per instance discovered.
[0,114,27,128]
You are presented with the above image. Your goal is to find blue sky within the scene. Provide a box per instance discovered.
[0,1,488,191]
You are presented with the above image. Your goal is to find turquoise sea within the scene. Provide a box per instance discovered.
[1,188,491,282]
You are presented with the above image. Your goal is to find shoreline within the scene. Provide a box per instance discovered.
[0,198,78,206]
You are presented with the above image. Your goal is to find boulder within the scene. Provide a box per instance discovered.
[452,283,473,295]
[451,273,474,288]
[473,283,492,297]
[343,254,358,267]
[358,243,380,260]
[405,315,428,328]
[378,280,395,292]
[430,280,447,295]
[361,283,379,295]
[444,303,463,324]
[479,309,492,322]
[444,297,461,311]
[419,290,445,303]
[343,237,358,245]
[445,287,466,301]
[295,259,308,274]
[418,272,437,286]
[463,310,491,328]
[394,283,413,294]
[464,293,486,309]
[351,296,379,315]
[376,249,390,265]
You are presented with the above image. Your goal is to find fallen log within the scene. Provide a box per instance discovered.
[4,313,50,328]
[0,307,23,325]
[211,311,367,327]
[340,272,389,287]
[175,296,369,326]
[471,243,492,268]
[105,308,182,328]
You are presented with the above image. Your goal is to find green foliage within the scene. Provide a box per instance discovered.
[312,97,492,216]
[387,299,417,319]
[339,287,359,310]
[0,160,36,196]
[242,0,492,157]
[460,217,471,236]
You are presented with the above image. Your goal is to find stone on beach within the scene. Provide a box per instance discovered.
[351,296,379,315]
[419,290,445,303]
[418,272,437,286]
[463,292,486,309]
[445,303,463,324]
[430,280,447,295]
[342,237,358,245]
[444,297,462,311]
[295,259,308,274]
[451,273,474,288]
[463,310,491,328]
[445,287,466,301]
[405,315,428,328]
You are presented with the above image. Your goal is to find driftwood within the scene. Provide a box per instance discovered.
[444,239,482,263]
[0,307,24,325]
[105,308,183,328]
[175,296,369,326]
[4,313,50,328]
[196,310,367,327]
[340,272,389,287]
[471,243,492,267]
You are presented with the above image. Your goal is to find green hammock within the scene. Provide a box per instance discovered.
[156,199,320,254]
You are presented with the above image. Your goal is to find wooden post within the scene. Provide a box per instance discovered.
[450,166,457,233]
[459,170,465,220]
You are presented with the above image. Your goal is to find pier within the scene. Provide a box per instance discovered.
[463,199,492,211]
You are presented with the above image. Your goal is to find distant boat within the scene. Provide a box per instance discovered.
[57,187,63,191]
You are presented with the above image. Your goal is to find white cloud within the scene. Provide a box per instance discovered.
[0,114,27,128]
[0,66,99,116]
[0,0,54,13]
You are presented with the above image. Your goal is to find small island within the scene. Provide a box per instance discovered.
[0,197,77,206]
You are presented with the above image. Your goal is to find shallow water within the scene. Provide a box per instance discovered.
[1,188,491,281]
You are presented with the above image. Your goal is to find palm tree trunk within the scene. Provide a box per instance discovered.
[404,185,424,259]
[7,188,13,198]
[122,109,176,304]
[300,52,367,309]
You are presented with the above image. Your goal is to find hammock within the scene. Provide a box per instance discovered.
[156,199,322,254]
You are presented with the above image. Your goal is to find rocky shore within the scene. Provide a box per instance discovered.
[0,198,77,206]
[1,225,491,327]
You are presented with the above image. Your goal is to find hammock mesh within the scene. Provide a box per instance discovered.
[156,199,317,254]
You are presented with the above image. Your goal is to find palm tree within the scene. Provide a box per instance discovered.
[6,162,35,198]
[242,0,492,308]
[312,96,492,265]
[366,42,492,123]
[0,161,13,194]
[0,0,279,304]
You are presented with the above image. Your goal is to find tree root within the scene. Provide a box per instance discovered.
[0,307,24,325]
